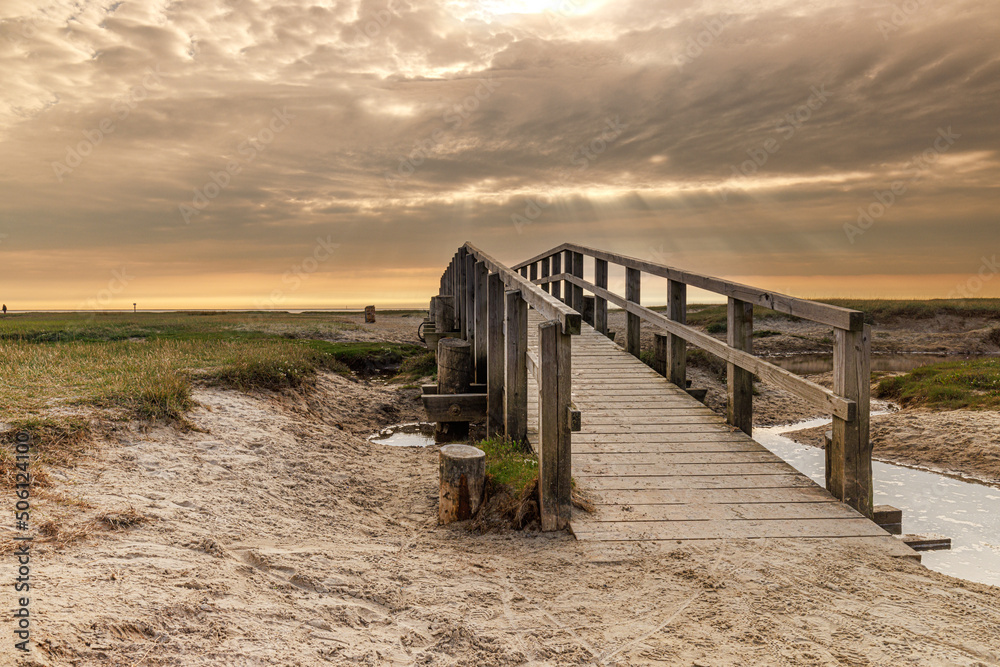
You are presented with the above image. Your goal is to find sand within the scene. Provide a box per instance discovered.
[6,370,1000,666]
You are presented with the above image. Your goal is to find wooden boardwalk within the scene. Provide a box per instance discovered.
[526,311,909,552]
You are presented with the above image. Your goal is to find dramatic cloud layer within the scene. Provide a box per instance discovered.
[2,0,998,308]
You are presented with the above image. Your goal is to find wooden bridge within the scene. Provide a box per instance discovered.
[423,243,913,555]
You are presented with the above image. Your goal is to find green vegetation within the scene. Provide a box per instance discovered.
[476,437,538,495]
[875,358,1000,409]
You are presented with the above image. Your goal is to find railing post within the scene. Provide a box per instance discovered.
[457,249,468,339]
[505,290,528,445]
[540,257,550,294]
[519,266,528,278]
[551,253,562,302]
[529,262,538,284]
[487,272,505,437]
[474,261,488,384]
[594,258,608,335]
[538,319,572,531]
[562,249,574,305]
[625,267,641,358]
[667,280,687,388]
[465,253,476,346]
[727,298,753,435]
[831,325,872,517]
[571,251,584,312]
[653,333,667,375]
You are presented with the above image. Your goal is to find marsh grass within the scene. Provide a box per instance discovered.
[476,437,539,495]
[875,358,1000,409]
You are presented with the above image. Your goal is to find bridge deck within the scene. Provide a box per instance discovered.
[526,312,911,552]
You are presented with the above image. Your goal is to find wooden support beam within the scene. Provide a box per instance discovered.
[538,319,572,531]
[727,298,753,436]
[474,261,488,384]
[422,393,487,422]
[486,272,505,437]
[540,257,551,294]
[625,267,641,358]
[831,325,872,517]
[653,333,667,376]
[667,279,687,388]
[505,290,528,446]
[457,249,468,339]
[572,251,584,313]
[582,295,595,326]
[595,258,608,335]
[550,253,562,302]
[529,262,538,283]
[465,254,475,345]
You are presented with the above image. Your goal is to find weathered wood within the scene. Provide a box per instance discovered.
[435,338,472,442]
[505,290,528,445]
[433,295,455,332]
[563,249,574,305]
[423,393,487,421]
[457,248,468,339]
[572,251,584,312]
[529,262,538,284]
[832,325,872,517]
[525,348,538,381]
[513,243,864,331]
[487,272,505,438]
[550,252,562,301]
[594,258,608,336]
[667,280,687,388]
[439,445,485,523]
[540,256,551,294]
[625,267,641,358]
[474,261,488,384]
[538,320,573,531]
[582,295,595,326]
[575,451,781,464]
[727,298,753,436]
[579,501,864,523]
[591,486,836,505]
[572,518,888,541]
[653,333,667,376]
[465,253,476,344]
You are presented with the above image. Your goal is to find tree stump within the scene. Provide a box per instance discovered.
[439,444,485,523]
[435,338,471,442]
[433,295,455,333]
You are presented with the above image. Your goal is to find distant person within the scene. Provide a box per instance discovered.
[2,304,6,315]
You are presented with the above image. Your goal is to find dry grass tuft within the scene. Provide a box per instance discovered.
[96,507,148,530]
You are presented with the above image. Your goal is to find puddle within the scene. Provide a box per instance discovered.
[768,353,998,375]
[757,421,1000,588]
[368,422,437,447]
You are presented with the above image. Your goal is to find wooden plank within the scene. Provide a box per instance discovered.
[625,267,641,358]
[550,252,562,301]
[575,421,727,432]
[573,442,763,454]
[573,451,783,464]
[526,349,539,381]
[667,279,687,388]
[581,414,722,425]
[474,261,488,384]
[727,297,753,436]
[538,319,572,531]
[571,433,751,444]
[465,253,476,348]
[463,242,581,335]
[422,393,487,421]
[572,251,584,312]
[505,290,528,445]
[832,324,873,517]
[571,518,889,541]
[581,501,864,523]
[564,276,855,421]
[595,258,608,335]
[589,486,836,505]
[486,272,505,437]
[653,333,667,376]
[457,248,468,338]
[540,256,550,294]
[572,462,801,477]
[581,474,817,490]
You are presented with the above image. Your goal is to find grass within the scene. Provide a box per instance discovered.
[476,437,539,495]
[875,358,1000,409]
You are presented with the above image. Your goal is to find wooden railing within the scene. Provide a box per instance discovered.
[434,243,580,530]
[511,243,874,518]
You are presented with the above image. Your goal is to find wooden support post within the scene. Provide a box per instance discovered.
[474,261,488,384]
[582,295,595,326]
[465,254,475,345]
[435,338,472,442]
[529,262,538,283]
[538,320,572,531]
[667,280,687,388]
[520,267,528,278]
[438,445,485,523]
[457,249,468,339]
[563,249,574,304]
[540,257,551,294]
[486,272,505,438]
[550,253,562,301]
[625,267,641,358]
[572,251,584,312]
[505,290,528,445]
[594,258,608,335]
[832,325,872,517]
[433,295,455,332]
[727,298,753,436]
[653,333,667,376]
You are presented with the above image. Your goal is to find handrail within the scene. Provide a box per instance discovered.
[513,243,863,331]
[464,242,581,335]
[542,272,855,420]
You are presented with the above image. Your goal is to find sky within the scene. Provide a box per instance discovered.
[1,0,998,310]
